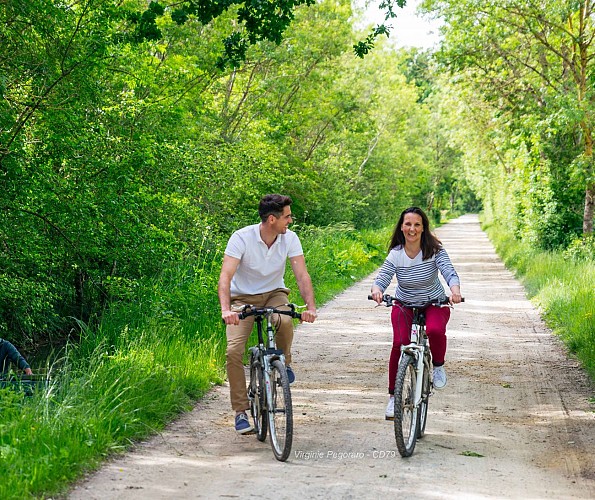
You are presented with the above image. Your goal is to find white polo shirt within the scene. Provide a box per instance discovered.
[225,223,304,296]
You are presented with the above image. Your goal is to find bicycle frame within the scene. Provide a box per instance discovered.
[400,308,431,413]
[253,310,285,429]
[238,303,301,461]
[253,307,286,361]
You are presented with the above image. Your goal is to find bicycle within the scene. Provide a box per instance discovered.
[0,373,50,397]
[370,294,461,457]
[236,303,302,462]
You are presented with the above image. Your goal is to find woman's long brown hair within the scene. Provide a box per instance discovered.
[388,207,442,260]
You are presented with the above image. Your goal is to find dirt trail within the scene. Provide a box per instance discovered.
[69,214,594,499]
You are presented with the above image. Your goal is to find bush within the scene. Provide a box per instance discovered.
[563,234,595,262]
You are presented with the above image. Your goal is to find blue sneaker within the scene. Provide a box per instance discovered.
[286,366,295,384]
[234,412,254,434]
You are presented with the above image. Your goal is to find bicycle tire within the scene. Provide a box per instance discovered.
[417,356,431,439]
[249,351,267,441]
[394,354,419,457]
[268,359,293,461]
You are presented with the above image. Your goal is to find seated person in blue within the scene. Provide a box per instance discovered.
[0,338,33,376]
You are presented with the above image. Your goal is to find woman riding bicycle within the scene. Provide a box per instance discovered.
[370,207,462,419]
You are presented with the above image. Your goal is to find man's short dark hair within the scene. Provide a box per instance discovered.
[258,194,292,222]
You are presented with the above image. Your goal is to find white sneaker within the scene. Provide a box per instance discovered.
[433,366,447,389]
[385,396,395,420]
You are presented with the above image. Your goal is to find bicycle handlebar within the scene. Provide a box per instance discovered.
[237,303,302,321]
[368,294,464,308]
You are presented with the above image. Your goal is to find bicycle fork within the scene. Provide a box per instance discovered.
[262,353,286,412]
[401,344,425,408]
[262,356,273,410]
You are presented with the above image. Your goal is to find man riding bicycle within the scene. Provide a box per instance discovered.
[218,194,317,434]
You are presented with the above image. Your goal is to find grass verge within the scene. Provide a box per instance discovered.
[483,222,595,381]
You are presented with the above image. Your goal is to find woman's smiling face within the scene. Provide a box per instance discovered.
[401,212,424,245]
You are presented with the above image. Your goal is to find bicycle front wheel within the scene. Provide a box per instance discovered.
[394,354,419,457]
[249,351,267,442]
[268,360,293,461]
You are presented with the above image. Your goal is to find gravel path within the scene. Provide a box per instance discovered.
[69,214,595,499]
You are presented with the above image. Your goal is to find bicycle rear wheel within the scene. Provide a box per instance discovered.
[268,359,293,461]
[417,357,431,439]
[249,350,267,441]
[394,354,419,457]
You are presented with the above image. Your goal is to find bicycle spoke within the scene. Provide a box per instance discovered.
[417,358,431,439]
[268,360,293,461]
[394,355,418,457]
[249,351,267,441]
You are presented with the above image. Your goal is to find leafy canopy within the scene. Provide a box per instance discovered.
[134,0,316,68]
[132,0,406,66]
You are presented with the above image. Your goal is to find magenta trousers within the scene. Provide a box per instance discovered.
[388,304,451,394]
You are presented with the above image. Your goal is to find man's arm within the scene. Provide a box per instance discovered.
[3,340,33,375]
[218,254,241,325]
[289,255,317,323]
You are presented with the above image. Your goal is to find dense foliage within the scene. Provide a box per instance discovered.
[423,0,595,246]
[1,0,590,375]
[0,1,467,349]
[0,1,593,496]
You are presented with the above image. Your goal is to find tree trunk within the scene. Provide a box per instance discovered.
[581,122,593,234]
[584,183,594,234]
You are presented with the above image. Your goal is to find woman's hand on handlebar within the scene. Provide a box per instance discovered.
[369,286,384,304]
[221,309,240,325]
[449,285,463,305]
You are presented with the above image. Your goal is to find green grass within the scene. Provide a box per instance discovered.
[484,222,595,381]
[0,223,389,499]
[0,325,223,498]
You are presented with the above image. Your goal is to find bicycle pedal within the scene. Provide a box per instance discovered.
[385,416,395,421]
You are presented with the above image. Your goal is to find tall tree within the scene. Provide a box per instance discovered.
[425,0,595,234]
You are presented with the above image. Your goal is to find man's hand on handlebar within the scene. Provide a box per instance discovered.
[221,309,240,326]
[300,309,318,323]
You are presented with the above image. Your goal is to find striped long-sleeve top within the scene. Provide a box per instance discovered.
[373,246,460,305]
